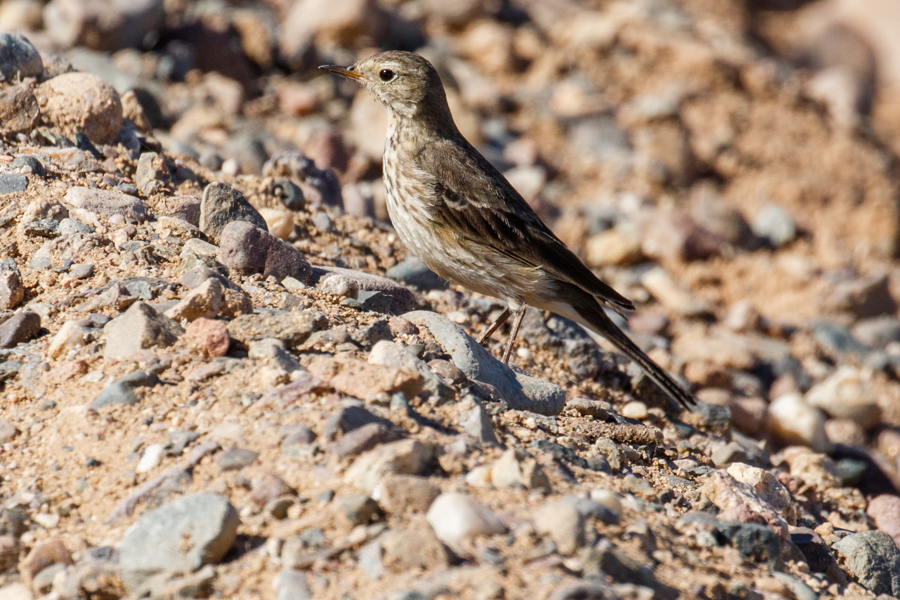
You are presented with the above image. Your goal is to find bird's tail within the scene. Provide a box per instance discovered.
[569,294,697,412]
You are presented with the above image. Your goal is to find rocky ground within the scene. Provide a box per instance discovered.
[0,0,900,599]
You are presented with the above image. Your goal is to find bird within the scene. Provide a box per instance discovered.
[321,51,697,411]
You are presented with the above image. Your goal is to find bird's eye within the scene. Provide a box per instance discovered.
[379,69,395,82]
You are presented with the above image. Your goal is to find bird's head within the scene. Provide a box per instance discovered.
[320,51,452,122]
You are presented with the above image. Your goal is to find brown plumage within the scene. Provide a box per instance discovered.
[321,51,696,411]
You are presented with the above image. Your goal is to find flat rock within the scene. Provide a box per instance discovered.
[345,439,434,491]
[0,173,27,196]
[404,310,566,415]
[102,302,183,360]
[226,310,325,348]
[119,493,239,593]
[199,182,267,243]
[314,265,416,313]
[92,369,160,408]
[385,258,446,291]
[308,355,424,401]
[64,187,148,223]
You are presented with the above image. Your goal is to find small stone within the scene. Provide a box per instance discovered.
[272,178,305,211]
[426,492,506,554]
[726,463,797,525]
[64,186,148,223]
[584,227,644,266]
[381,516,449,573]
[102,302,183,361]
[701,471,788,538]
[183,318,231,358]
[43,0,165,51]
[0,311,40,348]
[46,320,89,358]
[777,447,842,489]
[372,475,441,514]
[805,366,881,429]
[119,493,239,593]
[752,203,796,247]
[535,499,586,556]
[308,356,424,401]
[19,537,72,585]
[459,397,500,445]
[0,84,38,135]
[333,494,380,531]
[711,442,749,468]
[714,521,782,567]
[621,401,648,420]
[164,278,223,322]
[345,439,434,491]
[0,33,42,82]
[825,274,897,319]
[490,448,551,491]
[35,72,122,143]
[385,258,446,291]
[199,182,268,243]
[91,370,160,408]
[259,207,294,240]
[136,444,164,474]
[135,152,170,197]
[218,448,259,471]
[369,340,451,399]
[227,310,325,348]
[0,419,19,444]
[641,267,711,317]
[250,473,295,506]
[218,221,312,283]
[317,266,416,313]
[274,569,310,600]
[0,271,24,310]
[0,173,26,196]
[833,531,900,596]
[68,263,94,278]
[766,393,832,453]
[333,423,401,458]
[282,426,316,447]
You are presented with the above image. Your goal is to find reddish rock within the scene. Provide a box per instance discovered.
[184,318,230,358]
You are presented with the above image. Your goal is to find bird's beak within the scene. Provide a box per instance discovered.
[319,65,365,81]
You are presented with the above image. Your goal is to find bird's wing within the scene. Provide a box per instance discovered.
[415,136,635,312]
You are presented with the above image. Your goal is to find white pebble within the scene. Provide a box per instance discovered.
[621,401,648,420]
[136,443,165,473]
[426,493,506,554]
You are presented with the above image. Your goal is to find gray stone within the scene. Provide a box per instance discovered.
[9,156,44,177]
[102,302,183,360]
[271,178,305,211]
[0,174,27,196]
[57,218,93,236]
[333,423,402,458]
[385,258,446,291]
[459,396,500,445]
[275,569,310,600]
[135,151,170,197]
[404,311,566,415]
[0,311,40,348]
[0,34,42,82]
[218,448,259,471]
[281,425,316,447]
[852,316,900,349]
[218,221,311,283]
[714,521,782,568]
[226,310,326,348]
[333,494,381,530]
[199,182,267,243]
[22,218,58,237]
[833,530,900,595]
[315,266,416,314]
[262,151,342,206]
[752,203,796,247]
[119,493,239,592]
[64,187,148,222]
[91,370,160,408]
[69,264,94,279]
[369,340,451,400]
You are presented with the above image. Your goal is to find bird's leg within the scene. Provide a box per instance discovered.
[476,307,511,345]
[500,307,527,365]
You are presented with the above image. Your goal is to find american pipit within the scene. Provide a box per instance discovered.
[322,51,696,411]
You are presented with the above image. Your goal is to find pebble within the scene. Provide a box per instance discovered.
[19,537,72,584]
[381,516,448,573]
[102,301,183,361]
[866,494,900,548]
[119,493,239,593]
[344,439,434,491]
[752,203,796,247]
[0,419,20,443]
[35,72,123,143]
[490,448,551,491]
[714,521,782,567]
[274,569,310,600]
[777,446,842,489]
[0,271,24,310]
[316,266,416,313]
[621,401,648,420]
[766,393,832,453]
[369,340,450,399]
[805,366,881,429]
[584,227,644,266]
[825,273,896,319]
[46,320,90,358]
[640,267,711,317]
[272,178,305,211]
[0,33,42,82]
[535,500,586,555]
[217,221,311,283]
[250,473,295,506]
[725,463,797,524]
[226,310,325,348]
[259,207,295,240]
[164,278,223,322]
[136,443,164,473]
[0,84,39,135]
[700,471,788,538]
[832,531,900,596]
[0,173,27,195]
[308,355,424,401]
[458,396,500,445]
[404,311,566,416]
[333,494,381,531]
[64,186,148,223]
[91,370,160,408]
[385,258,446,291]
[199,182,268,243]
[372,475,441,515]
[0,311,40,348]
[426,493,506,554]
[218,447,259,471]
[332,423,401,458]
